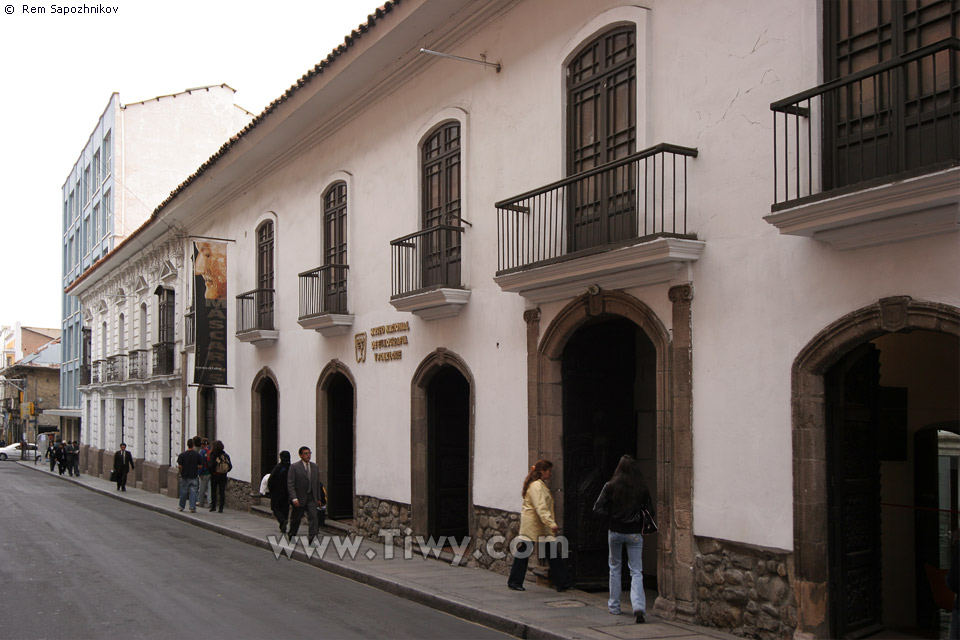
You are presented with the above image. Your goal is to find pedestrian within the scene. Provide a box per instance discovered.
[55,442,67,475]
[72,441,81,476]
[48,441,56,472]
[207,440,232,513]
[287,446,325,544]
[113,442,134,491]
[64,440,76,476]
[267,451,292,535]
[507,459,573,592]
[592,455,654,623]
[176,438,203,513]
[197,438,211,508]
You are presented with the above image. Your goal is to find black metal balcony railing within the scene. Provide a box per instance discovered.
[298,265,349,319]
[128,349,148,380]
[236,288,275,333]
[91,360,104,384]
[105,354,127,382]
[495,143,698,275]
[390,225,464,298]
[152,342,175,376]
[772,38,960,209]
[184,309,195,347]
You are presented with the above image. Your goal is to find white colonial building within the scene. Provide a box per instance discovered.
[69,1,959,638]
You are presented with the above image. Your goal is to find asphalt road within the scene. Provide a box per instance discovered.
[0,463,509,639]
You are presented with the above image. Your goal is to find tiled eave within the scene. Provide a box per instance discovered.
[763,166,959,250]
[494,237,705,305]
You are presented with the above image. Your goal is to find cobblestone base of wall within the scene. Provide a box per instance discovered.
[468,505,520,574]
[695,537,797,640]
[355,495,411,541]
[226,479,252,512]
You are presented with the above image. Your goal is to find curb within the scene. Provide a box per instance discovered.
[19,461,560,640]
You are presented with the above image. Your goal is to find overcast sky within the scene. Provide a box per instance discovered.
[0,0,379,330]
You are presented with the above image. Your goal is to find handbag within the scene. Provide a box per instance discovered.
[109,468,116,482]
[641,507,658,535]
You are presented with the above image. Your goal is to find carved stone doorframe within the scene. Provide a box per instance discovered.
[792,296,960,637]
[250,367,280,486]
[410,348,476,540]
[528,285,696,619]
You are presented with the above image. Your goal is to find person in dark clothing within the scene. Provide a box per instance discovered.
[593,455,654,623]
[113,443,135,491]
[55,442,67,475]
[48,441,56,471]
[267,451,292,535]
[177,438,203,513]
[207,440,232,513]
[287,446,325,544]
[72,441,81,476]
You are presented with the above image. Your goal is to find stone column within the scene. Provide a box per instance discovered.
[523,308,540,465]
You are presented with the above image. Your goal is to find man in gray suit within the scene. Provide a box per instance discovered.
[287,446,325,543]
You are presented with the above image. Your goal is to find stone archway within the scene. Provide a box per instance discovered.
[410,348,475,541]
[251,367,280,486]
[792,296,960,637]
[316,360,357,521]
[529,285,695,618]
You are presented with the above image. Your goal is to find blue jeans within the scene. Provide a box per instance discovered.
[179,477,199,510]
[608,530,645,614]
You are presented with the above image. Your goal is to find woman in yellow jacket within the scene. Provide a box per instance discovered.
[507,459,574,591]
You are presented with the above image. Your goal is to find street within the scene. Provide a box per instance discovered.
[0,463,509,639]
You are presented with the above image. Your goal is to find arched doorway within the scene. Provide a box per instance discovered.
[562,316,657,588]
[251,370,279,484]
[411,350,474,544]
[327,373,354,520]
[793,297,960,638]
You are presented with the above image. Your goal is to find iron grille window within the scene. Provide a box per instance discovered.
[823,0,959,190]
[323,182,348,312]
[256,220,275,327]
[567,26,637,250]
[421,122,462,288]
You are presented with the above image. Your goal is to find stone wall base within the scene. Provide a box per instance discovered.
[140,461,170,494]
[695,537,797,640]
[355,495,411,541]
[85,447,102,478]
[99,449,113,479]
[225,479,252,512]
[165,467,180,498]
[469,505,520,575]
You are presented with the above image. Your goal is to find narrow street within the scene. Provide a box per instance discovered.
[0,463,508,639]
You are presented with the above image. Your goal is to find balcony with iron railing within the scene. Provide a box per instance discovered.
[389,225,469,319]
[297,265,354,335]
[152,342,175,376]
[105,354,127,383]
[80,363,91,386]
[494,143,703,304]
[766,38,960,249]
[91,360,104,384]
[128,349,149,380]
[236,288,278,346]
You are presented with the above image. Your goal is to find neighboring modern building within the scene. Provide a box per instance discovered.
[55,86,253,443]
[70,2,958,639]
[0,337,61,444]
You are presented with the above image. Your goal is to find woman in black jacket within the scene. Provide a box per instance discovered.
[267,451,292,534]
[593,455,654,623]
[207,440,232,513]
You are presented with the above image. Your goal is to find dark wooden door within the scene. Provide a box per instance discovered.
[826,343,883,638]
[421,123,462,289]
[327,374,354,520]
[259,380,278,485]
[323,182,348,314]
[427,367,469,540]
[567,26,637,251]
[562,318,645,588]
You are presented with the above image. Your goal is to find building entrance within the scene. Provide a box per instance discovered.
[826,330,959,638]
[326,373,354,520]
[426,365,469,541]
[257,378,278,486]
[561,316,657,589]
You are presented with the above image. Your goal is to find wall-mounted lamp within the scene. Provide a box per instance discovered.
[419,48,501,73]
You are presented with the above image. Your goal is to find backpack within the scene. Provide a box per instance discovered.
[214,454,231,474]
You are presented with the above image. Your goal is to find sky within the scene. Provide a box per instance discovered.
[0,0,380,330]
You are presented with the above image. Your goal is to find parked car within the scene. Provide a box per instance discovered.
[0,442,42,462]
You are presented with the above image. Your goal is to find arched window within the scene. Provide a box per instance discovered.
[421,122,461,287]
[567,26,637,249]
[118,313,125,352]
[323,182,348,313]
[256,220,275,328]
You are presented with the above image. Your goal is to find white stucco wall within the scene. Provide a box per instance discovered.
[165,0,957,554]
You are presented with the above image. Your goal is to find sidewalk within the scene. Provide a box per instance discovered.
[21,460,737,640]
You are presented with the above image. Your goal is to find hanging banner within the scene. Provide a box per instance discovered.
[193,241,227,385]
